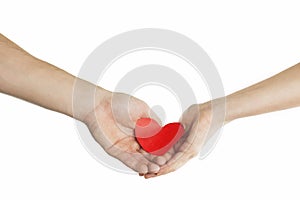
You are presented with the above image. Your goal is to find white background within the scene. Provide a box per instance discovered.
[1,0,300,199]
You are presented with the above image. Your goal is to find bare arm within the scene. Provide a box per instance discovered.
[147,62,300,178]
[0,33,102,120]
[226,63,300,122]
[0,34,165,174]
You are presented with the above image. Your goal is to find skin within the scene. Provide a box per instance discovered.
[145,62,300,178]
[0,34,171,175]
[1,34,300,178]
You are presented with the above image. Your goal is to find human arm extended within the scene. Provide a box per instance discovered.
[146,62,300,178]
[226,64,300,121]
[0,34,169,174]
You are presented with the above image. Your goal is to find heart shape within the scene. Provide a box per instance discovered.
[134,118,185,156]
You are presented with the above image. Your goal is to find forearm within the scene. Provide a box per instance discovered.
[225,63,300,122]
[0,34,108,121]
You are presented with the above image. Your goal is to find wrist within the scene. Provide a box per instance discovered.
[200,97,227,124]
[72,79,112,122]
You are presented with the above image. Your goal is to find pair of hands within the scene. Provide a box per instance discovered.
[1,33,299,178]
[82,88,222,178]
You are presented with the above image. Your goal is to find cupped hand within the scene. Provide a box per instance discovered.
[83,89,170,174]
[145,100,225,178]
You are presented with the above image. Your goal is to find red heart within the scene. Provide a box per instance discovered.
[134,118,185,156]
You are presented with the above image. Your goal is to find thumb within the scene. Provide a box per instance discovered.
[138,101,162,126]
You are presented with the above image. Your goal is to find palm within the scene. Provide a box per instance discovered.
[84,92,168,174]
[145,102,223,178]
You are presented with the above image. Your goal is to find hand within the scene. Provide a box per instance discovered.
[145,101,225,178]
[83,89,170,174]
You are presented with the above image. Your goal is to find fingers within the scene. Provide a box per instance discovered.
[132,98,162,126]
[144,125,201,178]
[140,150,167,165]
[144,152,182,179]
[144,149,197,179]
[148,109,163,126]
[141,147,176,178]
[114,150,161,174]
[139,147,175,166]
[106,138,161,174]
[103,136,161,174]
